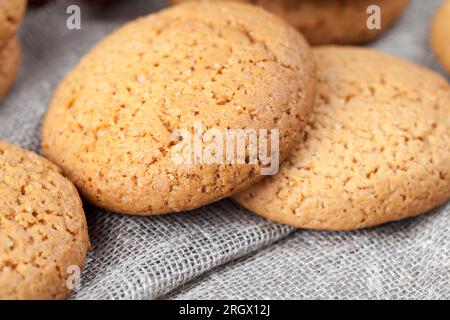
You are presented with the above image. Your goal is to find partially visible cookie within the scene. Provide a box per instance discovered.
[234,47,450,231]
[41,2,317,215]
[431,0,450,75]
[170,0,409,45]
[0,140,89,299]
[0,37,21,102]
[0,0,27,49]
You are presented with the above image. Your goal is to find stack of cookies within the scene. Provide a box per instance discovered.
[1,1,450,299]
[0,0,26,101]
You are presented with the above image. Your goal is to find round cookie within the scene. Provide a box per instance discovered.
[41,2,317,215]
[431,0,450,75]
[0,140,89,299]
[234,47,450,231]
[0,0,27,49]
[170,0,409,45]
[0,37,21,102]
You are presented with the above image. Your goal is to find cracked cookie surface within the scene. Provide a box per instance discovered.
[234,46,450,231]
[0,0,26,49]
[41,2,317,215]
[431,0,450,75]
[0,37,21,102]
[0,140,89,299]
[170,0,409,45]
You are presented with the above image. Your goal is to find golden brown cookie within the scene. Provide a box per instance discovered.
[170,0,409,45]
[234,46,450,231]
[0,0,27,49]
[0,36,21,102]
[0,140,90,299]
[41,2,317,215]
[431,0,450,75]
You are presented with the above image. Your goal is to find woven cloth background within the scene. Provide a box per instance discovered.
[0,0,448,300]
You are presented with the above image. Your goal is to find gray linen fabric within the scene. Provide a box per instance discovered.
[0,0,448,300]
[168,205,450,300]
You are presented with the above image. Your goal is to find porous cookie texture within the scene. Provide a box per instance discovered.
[0,0,26,49]
[431,0,450,75]
[0,141,89,299]
[0,37,21,102]
[170,0,409,45]
[41,2,317,215]
[234,47,450,231]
